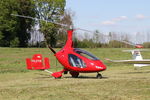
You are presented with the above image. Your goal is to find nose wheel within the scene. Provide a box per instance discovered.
[96,73,102,79]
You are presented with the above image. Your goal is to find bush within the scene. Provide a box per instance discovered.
[10,37,19,47]
[143,42,150,48]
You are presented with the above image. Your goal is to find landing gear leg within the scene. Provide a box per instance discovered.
[64,70,68,74]
[96,72,102,79]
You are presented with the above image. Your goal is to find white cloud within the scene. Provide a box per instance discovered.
[112,16,128,21]
[101,20,115,25]
[136,14,147,19]
[120,16,128,19]
[101,16,127,26]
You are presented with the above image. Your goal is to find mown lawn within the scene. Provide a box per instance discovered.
[0,47,150,100]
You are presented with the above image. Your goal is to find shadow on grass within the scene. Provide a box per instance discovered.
[33,73,109,79]
[64,75,108,79]
[33,73,53,79]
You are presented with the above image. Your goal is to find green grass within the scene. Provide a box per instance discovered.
[0,47,150,100]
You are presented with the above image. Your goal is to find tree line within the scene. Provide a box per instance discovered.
[74,31,150,48]
[1,0,150,48]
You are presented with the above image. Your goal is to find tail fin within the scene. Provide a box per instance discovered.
[123,50,146,67]
[131,50,143,60]
[131,50,149,67]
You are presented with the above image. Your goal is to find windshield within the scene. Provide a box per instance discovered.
[74,48,99,60]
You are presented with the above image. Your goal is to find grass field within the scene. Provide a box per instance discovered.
[0,47,150,100]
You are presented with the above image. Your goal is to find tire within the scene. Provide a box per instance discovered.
[96,73,102,79]
[70,71,79,78]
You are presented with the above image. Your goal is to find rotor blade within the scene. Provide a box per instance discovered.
[117,40,135,46]
[47,45,56,54]
[74,28,93,33]
[11,14,68,27]
[11,14,101,33]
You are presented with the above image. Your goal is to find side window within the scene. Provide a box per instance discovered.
[68,54,86,68]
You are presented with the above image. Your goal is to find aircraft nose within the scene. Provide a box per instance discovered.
[95,63,106,71]
[94,60,107,71]
[102,64,106,70]
[100,61,107,70]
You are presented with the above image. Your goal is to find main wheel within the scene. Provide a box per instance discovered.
[64,71,68,74]
[96,73,102,79]
[70,71,79,78]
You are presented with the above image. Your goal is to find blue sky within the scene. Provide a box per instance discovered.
[66,0,150,34]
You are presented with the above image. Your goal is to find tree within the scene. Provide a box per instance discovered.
[0,0,18,46]
[15,0,36,47]
[36,0,66,47]
[0,0,36,47]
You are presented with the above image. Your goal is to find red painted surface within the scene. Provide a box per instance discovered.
[26,29,106,78]
[51,69,66,78]
[26,54,50,70]
[135,45,143,48]
[55,30,106,73]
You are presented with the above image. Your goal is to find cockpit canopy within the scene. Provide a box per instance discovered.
[74,48,99,60]
[68,48,99,68]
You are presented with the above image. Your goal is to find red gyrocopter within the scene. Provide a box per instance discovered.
[11,14,106,78]
[26,29,106,78]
